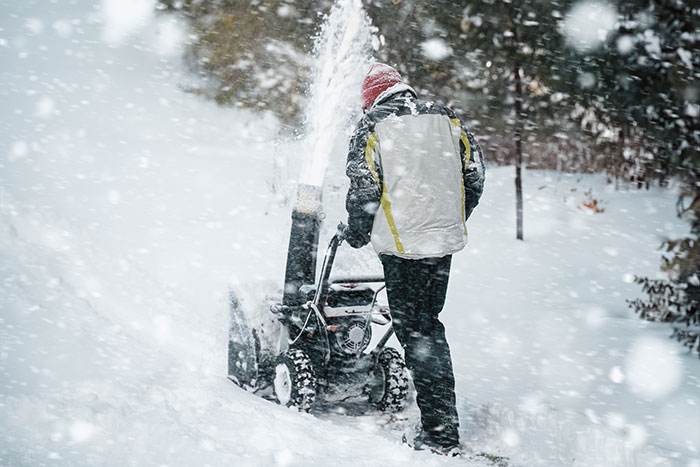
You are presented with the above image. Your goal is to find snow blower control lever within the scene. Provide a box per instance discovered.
[311,222,349,311]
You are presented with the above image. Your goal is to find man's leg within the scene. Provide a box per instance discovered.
[380,254,460,449]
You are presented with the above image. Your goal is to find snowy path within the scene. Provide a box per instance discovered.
[1,1,699,466]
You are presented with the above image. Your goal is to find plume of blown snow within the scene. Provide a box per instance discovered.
[300,0,374,187]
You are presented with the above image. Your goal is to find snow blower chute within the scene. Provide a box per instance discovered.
[227,184,409,412]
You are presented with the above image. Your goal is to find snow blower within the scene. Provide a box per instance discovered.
[227,184,409,412]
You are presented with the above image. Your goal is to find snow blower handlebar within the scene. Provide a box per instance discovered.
[272,221,396,364]
[311,222,348,309]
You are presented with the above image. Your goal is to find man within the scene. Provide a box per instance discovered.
[344,63,485,455]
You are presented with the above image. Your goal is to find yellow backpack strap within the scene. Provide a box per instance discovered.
[365,131,405,254]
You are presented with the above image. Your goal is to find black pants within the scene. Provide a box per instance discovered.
[380,254,459,448]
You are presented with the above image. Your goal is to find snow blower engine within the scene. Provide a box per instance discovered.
[227,184,409,413]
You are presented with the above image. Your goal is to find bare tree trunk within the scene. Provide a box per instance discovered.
[616,125,624,190]
[514,63,524,241]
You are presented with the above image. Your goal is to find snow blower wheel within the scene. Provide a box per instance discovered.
[370,347,409,412]
[273,349,317,412]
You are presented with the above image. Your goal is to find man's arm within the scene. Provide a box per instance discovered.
[460,123,485,220]
[345,117,381,248]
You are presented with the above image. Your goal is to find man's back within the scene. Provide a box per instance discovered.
[346,91,484,258]
[364,95,467,257]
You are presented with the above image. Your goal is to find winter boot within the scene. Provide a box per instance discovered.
[402,431,463,458]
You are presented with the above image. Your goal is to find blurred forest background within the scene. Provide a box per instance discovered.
[154,0,699,355]
[155,0,698,180]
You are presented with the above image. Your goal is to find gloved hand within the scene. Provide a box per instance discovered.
[336,222,349,239]
[345,227,370,249]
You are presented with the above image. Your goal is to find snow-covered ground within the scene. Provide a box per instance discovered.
[1,1,699,466]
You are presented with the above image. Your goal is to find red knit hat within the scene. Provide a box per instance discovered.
[360,63,403,111]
